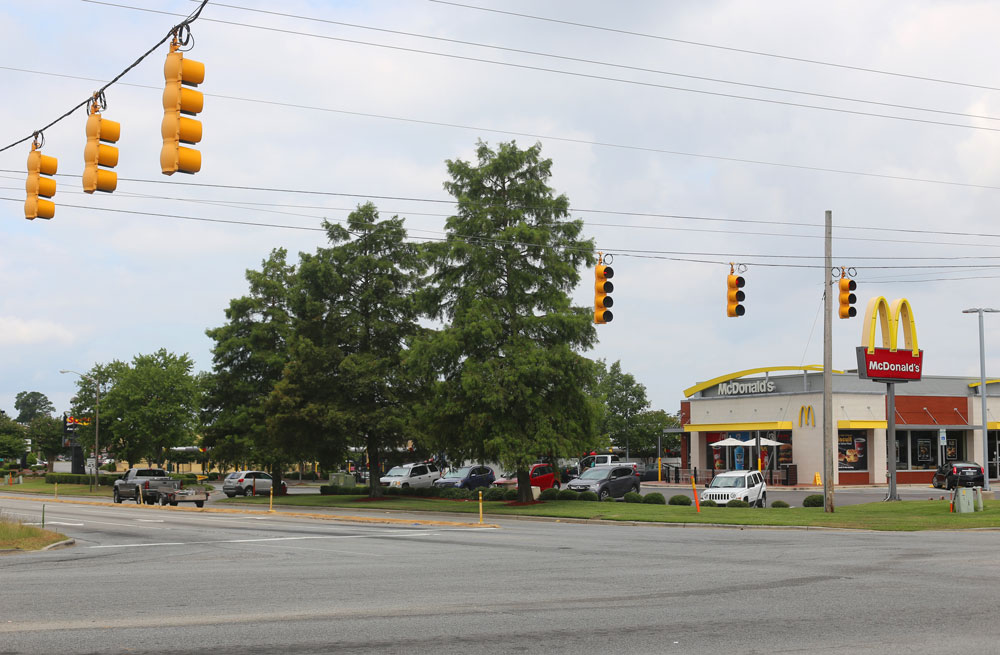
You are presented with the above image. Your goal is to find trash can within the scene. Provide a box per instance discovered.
[784,465,797,486]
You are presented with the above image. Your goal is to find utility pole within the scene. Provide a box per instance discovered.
[823,210,835,513]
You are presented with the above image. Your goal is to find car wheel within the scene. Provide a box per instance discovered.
[113,489,121,504]
[160,496,167,506]
[243,486,252,496]
[169,501,178,507]
[598,488,610,500]
[195,501,204,508]
[402,483,409,488]
[757,492,766,508]
[225,493,235,498]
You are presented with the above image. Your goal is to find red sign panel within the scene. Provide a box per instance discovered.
[856,346,923,382]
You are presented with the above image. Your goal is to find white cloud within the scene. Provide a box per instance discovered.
[0,317,76,346]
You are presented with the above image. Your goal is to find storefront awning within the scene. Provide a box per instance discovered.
[684,421,793,432]
[838,420,886,429]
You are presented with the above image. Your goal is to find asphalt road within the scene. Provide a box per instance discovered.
[3,494,1000,654]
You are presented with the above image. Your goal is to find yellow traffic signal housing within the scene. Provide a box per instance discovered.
[594,263,614,324]
[726,273,745,317]
[838,277,857,318]
[25,142,57,220]
[83,110,120,193]
[160,40,205,175]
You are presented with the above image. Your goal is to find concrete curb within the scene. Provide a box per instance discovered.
[42,538,76,550]
[0,494,499,530]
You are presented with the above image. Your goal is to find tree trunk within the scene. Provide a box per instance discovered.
[516,469,532,502]
[271,463,283,496]
[367,436,382,497]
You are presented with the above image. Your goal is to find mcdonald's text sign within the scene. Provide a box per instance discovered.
[856,346,923,382]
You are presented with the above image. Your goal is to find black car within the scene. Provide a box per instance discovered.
[932,461,985,490]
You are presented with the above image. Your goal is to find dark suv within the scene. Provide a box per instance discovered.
[932,461,985,490]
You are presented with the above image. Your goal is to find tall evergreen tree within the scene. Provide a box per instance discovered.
[414,140,600,501]
[14,391,55,423]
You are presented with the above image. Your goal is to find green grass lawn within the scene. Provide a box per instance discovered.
[223,494,1000,531]
[2,479,113,497]
[0,512,68,551]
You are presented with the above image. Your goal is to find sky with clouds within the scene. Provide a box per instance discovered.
[3,0,1000,420]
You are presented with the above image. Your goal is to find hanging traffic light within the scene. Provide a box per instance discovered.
[25,136,57,220]
[83,97,120,193]
[594,255,614,324]
[160,35,205,175]
[726,266,745,317]
[838,271,857,318]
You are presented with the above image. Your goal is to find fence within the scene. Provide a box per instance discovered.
[668,466,792,486]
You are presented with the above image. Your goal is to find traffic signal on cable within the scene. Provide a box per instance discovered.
[726,270,745,317]
[83,106,120,193]
[24,140,57,220]
[838,275,857,318]
[160,37,205,175]
[594,260,614,324]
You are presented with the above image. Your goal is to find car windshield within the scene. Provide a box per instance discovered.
[445,467,472,478]
[708,476,747,489]
[226,473,240,479]
[384,467,408,477]
[579,468,610,480]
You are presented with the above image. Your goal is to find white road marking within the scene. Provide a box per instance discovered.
[89,530,443,549]
[135,519,164,523]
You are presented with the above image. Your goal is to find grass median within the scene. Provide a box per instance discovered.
[222,494,1000,531]
[1,479,113,497]
[0,511,68,552]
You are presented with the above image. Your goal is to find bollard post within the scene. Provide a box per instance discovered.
[54,482,58,499]
[41,504,45,529]
[269,485,274,512]
[657,457,662,483]
[691,476,700,513]
[479,490,483,525]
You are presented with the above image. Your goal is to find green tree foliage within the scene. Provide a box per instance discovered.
[269,203,425,496]
[88,349,200,466]
[203,249,295,473]
[14,391,55,423]
[0,414,26,463]
[593,360,650,458]
[413,140,600,501]
[27,416,63,471]
[67,363,115,461]
[631,410,681,459]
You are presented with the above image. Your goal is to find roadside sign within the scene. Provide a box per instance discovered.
[939,429,947,446]
[85,457,96,475]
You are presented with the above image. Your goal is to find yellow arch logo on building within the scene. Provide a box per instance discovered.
[798,405,815,427]
[861,296,919,356]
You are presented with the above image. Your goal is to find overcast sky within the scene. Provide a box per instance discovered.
[4,0,1000,419]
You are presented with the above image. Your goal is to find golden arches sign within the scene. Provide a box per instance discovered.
[798,405,815,428]
[861,296,919,357]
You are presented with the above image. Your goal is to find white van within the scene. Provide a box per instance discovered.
[700,471,767,507]
[379,462,441,488]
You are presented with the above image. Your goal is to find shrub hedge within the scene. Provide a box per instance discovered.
[557,489,579,501]
[701,499,718,507]
[726,499,750,508]
[538,487,559,501]
[484,487,507,501]
[771,500,790,508]
[578,491,599,502]
[44,473,120,486]
[642,492,666,505]
[623,491,643,503]
[668,494,692,506]
[802,494,824,508]
[502,488,518,501]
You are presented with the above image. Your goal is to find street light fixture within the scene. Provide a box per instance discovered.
[962,308,999,492]
[59,369,100,492]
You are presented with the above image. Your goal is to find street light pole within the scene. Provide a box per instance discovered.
[963,308,998,492]
[60,369,100,492]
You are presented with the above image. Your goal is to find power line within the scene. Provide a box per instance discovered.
[86,1,1000,134]
[428,0,1000,93]
[168,0,1000,124]
[7,64,1000,194]
[0,0,209,155]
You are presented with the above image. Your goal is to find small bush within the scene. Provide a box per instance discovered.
[642,492,666,505]
[701,499,718,507]
[538,487,559,501]
[483,487,506,501]
[803,494,824,508]
[623,491,643,503]
[727,499,750,508]
[668,494,692,506]
[439,487,465,499]
[319,485,334,495]
[502,488,518,501]
[771,500,790,508]
[421,485,441,498]
[601,495,616,501]
[578,491,599,502]
[44,473,120,486]
[557,489,579,501]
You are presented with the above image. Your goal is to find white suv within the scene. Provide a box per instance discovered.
[700,471,767,507]
[379,463,440,489]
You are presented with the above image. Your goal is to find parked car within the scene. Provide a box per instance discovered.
[434,465,495,490]
[113,468,182,504]
[566,465,640,500]
[494,463,560,490]
[700,470,767,507]
[641,463,675,482]
[379,463,441,489]
[932,461,985,490]
[223,471,285,497]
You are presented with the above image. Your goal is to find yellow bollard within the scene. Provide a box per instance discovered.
[691,476,700,513]
[478,490,483,524]
[54,482,58,499]
[657,457,662,483]
[269,485,274,512]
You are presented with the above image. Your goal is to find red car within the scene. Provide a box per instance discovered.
[493,463,561,490]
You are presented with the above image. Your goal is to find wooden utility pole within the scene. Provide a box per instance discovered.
[823,210,835,513]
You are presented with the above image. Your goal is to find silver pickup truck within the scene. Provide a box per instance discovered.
[113,468,183,505]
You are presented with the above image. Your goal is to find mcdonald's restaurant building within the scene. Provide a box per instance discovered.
[679,366,1000,485]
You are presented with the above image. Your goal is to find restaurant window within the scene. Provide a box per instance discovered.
[838,430,868,472]
[909,430,938,471]
[895,433,908,470]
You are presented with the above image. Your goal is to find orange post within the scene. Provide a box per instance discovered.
[478,490,483,524]
[691,476,700,512]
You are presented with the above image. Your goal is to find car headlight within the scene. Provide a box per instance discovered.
[391,481,401,487]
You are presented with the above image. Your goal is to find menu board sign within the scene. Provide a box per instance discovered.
[838,432,868,471]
